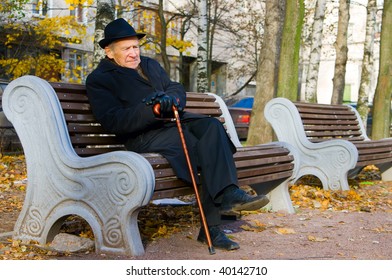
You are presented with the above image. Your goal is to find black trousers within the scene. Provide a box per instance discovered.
[126,117,239,226]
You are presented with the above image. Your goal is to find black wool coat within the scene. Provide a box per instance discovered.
[86,57,210,183]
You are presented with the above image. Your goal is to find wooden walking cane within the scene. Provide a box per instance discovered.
[153,103,216,255]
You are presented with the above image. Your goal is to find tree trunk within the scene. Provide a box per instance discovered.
[197,0,209,92]
[277,0,305,101]
[357,0,376,131]
[331,0,350,105]
[207,2,218,90]
[372,0,392,140]
[93,0,115,68]
[158,0,171,75]
[304,0,327,103]
[246,0,285,145]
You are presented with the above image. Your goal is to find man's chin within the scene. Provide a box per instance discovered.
[125,63,139,69]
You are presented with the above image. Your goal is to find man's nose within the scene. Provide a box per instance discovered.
[129,48,137,56]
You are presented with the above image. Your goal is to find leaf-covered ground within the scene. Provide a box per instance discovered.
[1,155,392,260]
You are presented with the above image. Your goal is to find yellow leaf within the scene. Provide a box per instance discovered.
[276,228,296,235]
[308,235,328,242]
[254,220,266,228]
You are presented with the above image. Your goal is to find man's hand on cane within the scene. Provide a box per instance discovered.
[142,92,182,118]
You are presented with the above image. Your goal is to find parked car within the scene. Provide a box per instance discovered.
[224,95,254,140]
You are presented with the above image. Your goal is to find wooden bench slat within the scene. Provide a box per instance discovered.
[185,108,222,116]
[299,112,357,121]
[309,136,366,143]
[50,82,86,93]
[185,101,220,108]
[357,157,392,167]
[358,153,392,162]
[352,139,392,148]
[294,102,353,111]
[56,92,88,102]
[73,147,125,155]
[64,113,98,123]
[234,148,291,160]
[186,92,217,101]
[238,171,294,186]
[356,145,392,155]
[303,125,361,131]
[70,136,124,145]
[67,124,108,134]
[302,120,360,125]
[237,163,294,178]
[236,155,294,169]
[305,130,363,138]
[296,107,354,115]
[152,187,193,200]
[61,102,91,112]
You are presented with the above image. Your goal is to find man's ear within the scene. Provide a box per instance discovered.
[105,46,113,59]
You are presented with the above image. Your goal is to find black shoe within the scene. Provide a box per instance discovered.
[220,186,269,216]
[197,226,240,250]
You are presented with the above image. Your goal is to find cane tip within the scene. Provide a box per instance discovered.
[209,246,216,255]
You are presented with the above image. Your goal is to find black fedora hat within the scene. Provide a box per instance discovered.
[99,18,146,48]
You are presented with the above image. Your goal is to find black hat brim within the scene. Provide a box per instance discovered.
[99,33,146,48]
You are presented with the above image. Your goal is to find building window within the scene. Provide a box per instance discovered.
[32,0,48,17]
[133,9,157,34]
[70,3,86,23]
[66,50,88,83]
[168,18,182,40]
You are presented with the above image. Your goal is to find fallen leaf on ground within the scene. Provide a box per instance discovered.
[240,220,266,232]
[308,235,328,242]
[275,228,296,235]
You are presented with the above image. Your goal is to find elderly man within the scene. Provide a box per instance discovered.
[86,18,269,250]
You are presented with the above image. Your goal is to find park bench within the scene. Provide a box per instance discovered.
[2,75,298,256]
[264,97,392,191]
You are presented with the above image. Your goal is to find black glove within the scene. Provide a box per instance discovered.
[142,91,166,106]
[142,92,181,117]
[158,95,180,114]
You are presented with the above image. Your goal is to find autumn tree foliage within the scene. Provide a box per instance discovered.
[0,1,86,81]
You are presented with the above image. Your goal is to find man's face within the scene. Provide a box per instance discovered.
[105,37,141,69]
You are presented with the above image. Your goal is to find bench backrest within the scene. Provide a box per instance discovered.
[50,82,229,157]
[293,102,367,143]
